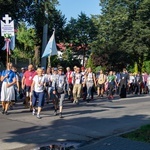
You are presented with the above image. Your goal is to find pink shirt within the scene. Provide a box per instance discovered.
[143,74,148,82]
[23,70,37,86]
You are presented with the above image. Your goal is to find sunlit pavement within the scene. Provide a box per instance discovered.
[0,94,150,150]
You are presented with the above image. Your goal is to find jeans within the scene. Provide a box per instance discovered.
[32,91,45,107]
[86,81,94,99]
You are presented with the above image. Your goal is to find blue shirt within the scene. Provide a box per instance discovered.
[1,69,16,83]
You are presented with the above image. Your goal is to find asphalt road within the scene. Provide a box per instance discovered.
[0,94,150,150]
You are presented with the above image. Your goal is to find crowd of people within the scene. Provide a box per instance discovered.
[0,62,150,119]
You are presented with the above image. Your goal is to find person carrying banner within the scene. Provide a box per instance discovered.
[1,62,16,115]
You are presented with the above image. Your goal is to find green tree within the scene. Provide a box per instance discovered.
[15,23,40,65]
[91,0,150,72]
[27,0,66,65]
[0,0,66,66]
[0,0,34,65]
[63,12,98,66]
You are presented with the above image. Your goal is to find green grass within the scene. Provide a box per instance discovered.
[122,124,150,143]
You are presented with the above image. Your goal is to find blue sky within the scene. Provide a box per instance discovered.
[57,0,101,21]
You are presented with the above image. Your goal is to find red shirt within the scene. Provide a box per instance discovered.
[66,71,73,84]
[23,70,37,86]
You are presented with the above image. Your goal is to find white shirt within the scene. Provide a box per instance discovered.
[44,74,51,82]
[87,72,94,82]
[147,76,150,86]
[129,75,135,83]
[51,74,59,82]
[33,75,46,92]
[74,73,82,84]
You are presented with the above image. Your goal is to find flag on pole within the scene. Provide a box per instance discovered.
[10,35,15,50]
[42,30,58,58]
[2,35,15,52]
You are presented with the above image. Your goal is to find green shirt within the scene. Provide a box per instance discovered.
[108,75,115,84]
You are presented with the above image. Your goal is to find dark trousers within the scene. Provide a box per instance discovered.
[108,84,114,96]
[32,91,45,107]
[119,84,127,98]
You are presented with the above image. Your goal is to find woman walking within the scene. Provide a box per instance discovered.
[85,67,96,102]
[31,68,47,119]
[1,62,16,115]
[106,71,117,100]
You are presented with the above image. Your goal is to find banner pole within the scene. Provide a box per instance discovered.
[6,39,9,64]
[48,55,51,67]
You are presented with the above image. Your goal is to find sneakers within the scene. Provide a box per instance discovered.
[86,98,90,103]
[73,100,76,104]
[32,109,36,116]
[4,111,9,115]
[1,109,9,115]
[54,110,57,116]
[59,113,63,118]
[1,109,4,114]
[75,100,79,105]
[37,114,41,119]
[9,105,13,110]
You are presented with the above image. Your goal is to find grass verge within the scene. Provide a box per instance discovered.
[121,124,150,143]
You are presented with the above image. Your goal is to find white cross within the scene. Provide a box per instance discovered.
[3,14,12,25]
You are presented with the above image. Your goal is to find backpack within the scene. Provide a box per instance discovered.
[56,75,66,94]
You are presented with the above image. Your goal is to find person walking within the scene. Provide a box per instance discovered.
[72,67,82,104]
[52,67,67,118]
[66,67,73,101]
[22,64,37,110]
[1,62,16,115]
[147,74,150,94]
[31,68,47,119]
[81,67,87,100]
[97,70,106,98]
[85,67,96,102]
[119,68,129,98]
[134,72,143,95]
[106,71,117,100]
[45,66,52,104]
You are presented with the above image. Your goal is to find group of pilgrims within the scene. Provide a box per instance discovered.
[0,62,150,119]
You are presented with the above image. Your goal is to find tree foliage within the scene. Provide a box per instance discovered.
[0,0,67,66]
[91,0,150,72]
[64,12,98,60]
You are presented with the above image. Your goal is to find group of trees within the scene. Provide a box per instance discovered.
[91,0,150,72]
[0,0,149,73]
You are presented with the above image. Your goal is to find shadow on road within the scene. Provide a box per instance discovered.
[2,113,150,149]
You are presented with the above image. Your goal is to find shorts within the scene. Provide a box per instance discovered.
[97,83,104,89]
[25,86,31,93]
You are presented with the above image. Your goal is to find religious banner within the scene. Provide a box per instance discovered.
[1,14,15,63]
[1,14,14,36]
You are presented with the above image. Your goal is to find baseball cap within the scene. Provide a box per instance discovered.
[58,66,63,70]
[53,68,58,71]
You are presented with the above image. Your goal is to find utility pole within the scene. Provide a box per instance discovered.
[41,23,48,68]
[39,0,48,68]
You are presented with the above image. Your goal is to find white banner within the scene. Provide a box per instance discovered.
[1,14,14,36]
